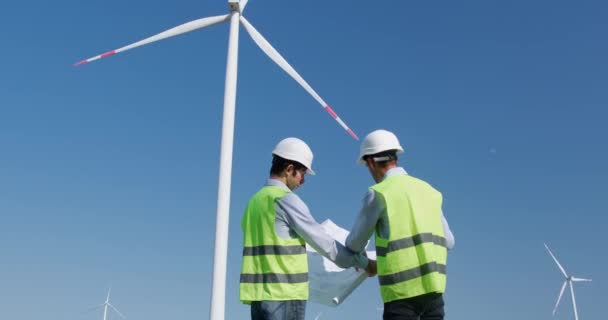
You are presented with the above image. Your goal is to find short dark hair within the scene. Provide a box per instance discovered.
[363,150,398,166]
[270,155,307,176]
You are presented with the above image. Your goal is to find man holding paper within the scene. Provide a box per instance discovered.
[240,137,373,320]
[346,129,455,320]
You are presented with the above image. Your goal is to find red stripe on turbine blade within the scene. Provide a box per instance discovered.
[101,50,116,58]
[74,60,88,66]
[347,128,359,140]
[324,105,338,119]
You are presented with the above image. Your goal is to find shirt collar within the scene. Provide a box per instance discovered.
[266,178,291,191]
[383,167,408,180]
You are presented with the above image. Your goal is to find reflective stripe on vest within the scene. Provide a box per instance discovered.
[376,233,447,257]
[372,174,448,303]
[378,262,446,286]
[240,272,308,284]
[242,244,307,256]
[240,185,309,303]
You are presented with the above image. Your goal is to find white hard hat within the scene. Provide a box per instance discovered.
[272,137,316,175]
[358,129,404,165]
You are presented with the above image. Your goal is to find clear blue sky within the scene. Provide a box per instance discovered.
[1,0,606,319]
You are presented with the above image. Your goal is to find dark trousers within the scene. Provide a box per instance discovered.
[383,293,445,320]
[251,300,306,320]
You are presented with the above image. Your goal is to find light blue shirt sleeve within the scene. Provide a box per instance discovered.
[442,212,455,250]
[276,193,369,269]
[345,189,383,253]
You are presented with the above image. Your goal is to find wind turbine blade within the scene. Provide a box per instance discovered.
[240,16,359,140]
[570,281,579,320]
[571,277,592,282]
[313,311,323,320]
[552,280,567,316]
[106,287,111,302]
[240,0,249,11]
[75,14,229,66]
[544,243,568,278]
[108,303,127,319]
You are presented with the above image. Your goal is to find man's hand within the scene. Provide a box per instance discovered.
[365,259,377,277]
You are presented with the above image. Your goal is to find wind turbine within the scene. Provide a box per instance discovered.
[84,288,126,320]
[75,1,359,319]
[544,243,592,320]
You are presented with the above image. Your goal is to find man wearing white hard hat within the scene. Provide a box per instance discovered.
[345,129,455,320]
[240,137,372,320]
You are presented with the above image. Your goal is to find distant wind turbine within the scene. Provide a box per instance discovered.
[84,288,126,320]
[75,2,358,319]
[544,243,592,320]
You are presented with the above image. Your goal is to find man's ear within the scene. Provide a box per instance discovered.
[285,163,294,175]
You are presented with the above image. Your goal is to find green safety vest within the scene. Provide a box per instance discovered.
[240,186,309,303]
[371,174,448,303]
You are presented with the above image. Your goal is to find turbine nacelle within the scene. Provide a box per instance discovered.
[228,0,244,13]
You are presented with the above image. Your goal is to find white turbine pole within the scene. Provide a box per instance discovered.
[103,303,109,320]
[569,281,579,320]
[75,3,359,319]
[209,4,241,320]
[103,288,110,320]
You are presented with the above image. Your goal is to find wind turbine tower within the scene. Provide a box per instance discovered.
[544,243,592,320]
[75,1,359,319]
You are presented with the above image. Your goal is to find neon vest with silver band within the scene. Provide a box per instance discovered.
[371,174,448,303]
[240,185,308,303]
